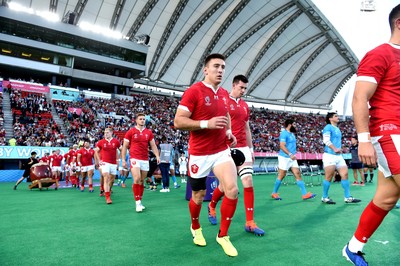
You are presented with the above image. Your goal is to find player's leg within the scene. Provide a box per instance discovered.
[321,153,336,204]
[240,161,265,236]
[80,170,87,191]
[344,172,399,264]
[102,165,112,204]
[213,156,239,257]
[292,165,316,200]
[88,167,94,192]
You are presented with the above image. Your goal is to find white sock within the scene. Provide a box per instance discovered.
[348,235,365,253]
[136,200,141,205]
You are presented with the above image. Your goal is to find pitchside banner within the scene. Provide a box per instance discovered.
[0,146,69,159]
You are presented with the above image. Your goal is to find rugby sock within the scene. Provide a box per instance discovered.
[89,184,93,190]
[351,201,388,251]
[105,191,111,200]
[133,184,141,201]
[243,187,254,221]
[364,172,368,180]
[273,179,282,193]
[209,186,224,209]
[296,180,307,195]
[189,199,201,230]
[322,180,331,198]
[369,173,374,181]
[218,197,238,237]
[171,175,177,184]
[341,179,351,198]
[140,184,145,198]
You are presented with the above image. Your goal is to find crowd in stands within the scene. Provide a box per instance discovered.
[8,89,67,147]
[0,93,6,146]
[2,84,356,153]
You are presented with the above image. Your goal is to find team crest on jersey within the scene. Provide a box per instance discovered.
[191,164,199,174]
[230,104,235,110]
[134,133,138,139]
[205,96,211,106]
[222,97,227,105]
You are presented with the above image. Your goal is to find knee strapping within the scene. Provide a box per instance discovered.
[238,166,253,179]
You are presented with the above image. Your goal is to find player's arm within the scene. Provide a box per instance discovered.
[94,147,100,168]
[280,141,295,160]
[245,120,254,160]
[77,152,82,166]
[149,139,160,164]
[174,107,228,131]
[121,140,129,169]
[352,80,378,166]
[226,112,237,147]
[322,131,340,153]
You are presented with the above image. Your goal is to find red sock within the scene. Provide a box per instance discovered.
[105,191,111,198]
[354,201,389,243]
[218,197,238,237]
[133,184,141,201]
[209,186,224,209]
[189,199,202,230]
[89,184,93,189]
[243,187,254,222]
[140,184,145,198]
[100,185,104,191]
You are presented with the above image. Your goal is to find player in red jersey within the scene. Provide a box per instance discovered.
[174,53,239,257]
[121,113,160,212]
[63,147,72,186]
[50,149,63,182]
[40,152,51,164]
[69,144,81,187]
[343,4,400,266]
[208,75,265,236]
[95,127,121,204]
[77,141,95,192]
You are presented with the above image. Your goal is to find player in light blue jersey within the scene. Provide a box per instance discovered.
[271,119,316,201]
[118,153,130,188]
[321,112,361,204]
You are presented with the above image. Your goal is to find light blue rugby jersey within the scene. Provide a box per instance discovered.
[279,129,296,157]
[323,124,342,155]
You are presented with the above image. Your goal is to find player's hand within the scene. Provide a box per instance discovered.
[358,142,377,167]
[227,132,237,147]
[208,116,228,129]
[333,147,342,154]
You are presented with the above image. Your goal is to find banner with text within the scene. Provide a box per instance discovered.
[1,80,50,94]
[0,146,69,159]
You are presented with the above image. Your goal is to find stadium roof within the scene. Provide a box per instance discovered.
[6,0,359,109]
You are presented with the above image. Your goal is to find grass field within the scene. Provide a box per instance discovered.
[1,173,399,266]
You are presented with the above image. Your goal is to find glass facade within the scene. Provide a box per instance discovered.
[0,17,146,65]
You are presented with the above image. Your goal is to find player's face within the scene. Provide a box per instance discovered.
[136,116,146,126]
[104,130,112,139]
[330,114,339,123]
[231,81,247,98]
[204,58,225,87]
[84,142,90,148]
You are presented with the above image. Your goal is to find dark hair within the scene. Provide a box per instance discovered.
[31,151,37,156]
[204,53,225,66]
[325,112,337,124]
[352,135,358,140]
[389,4,400,32]
[284,119,294,127]
[232,74,248,84]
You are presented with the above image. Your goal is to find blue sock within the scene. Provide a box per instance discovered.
[151,176,155,183]
[296,180,307,195]
[171,175,177,183]
[273,179,282,193]
[341,180,351,198]
[322,180,331,198]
